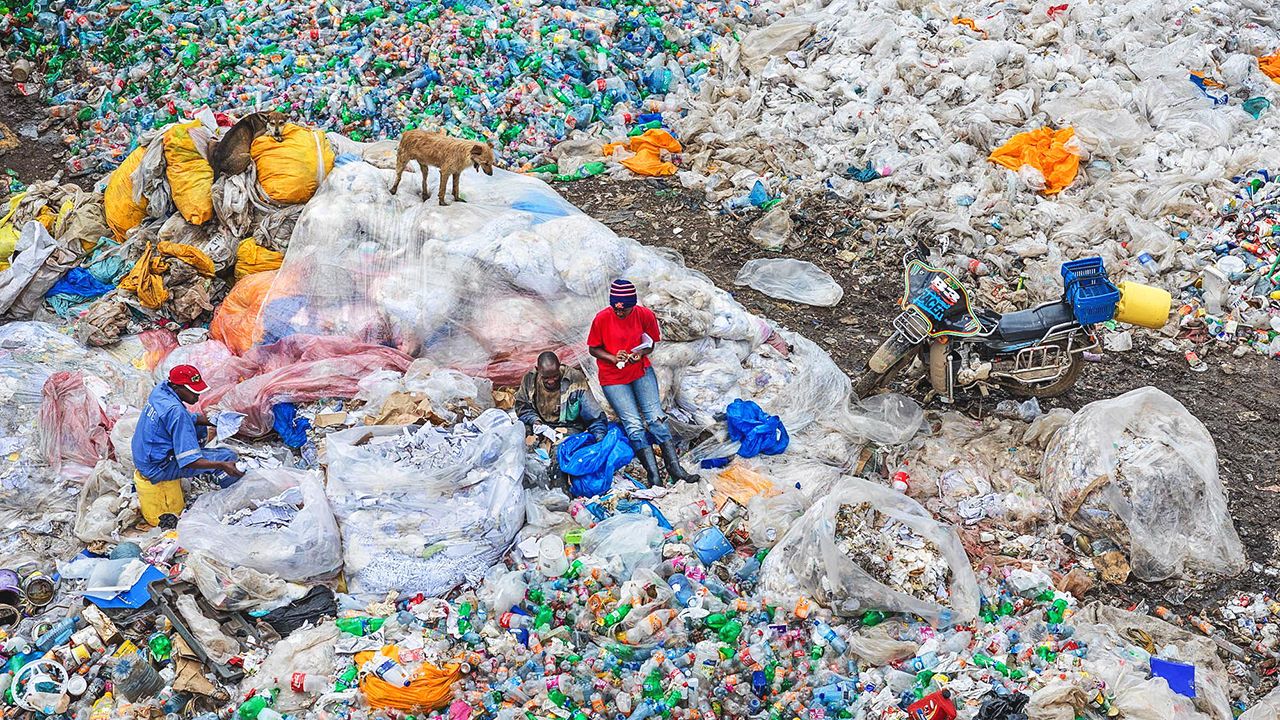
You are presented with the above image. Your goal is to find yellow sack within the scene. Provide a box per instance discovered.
[104,147,148,240]
[118,242,168,308]
[163,122,215,225]
[0,192,26,272]
[988,127,1080,195]
[355,647,459,712]
[157,240,215,276]
[234,238,284,280]
[1262,53,1280,82]
[252,123,335,204]
[135,470,185,526]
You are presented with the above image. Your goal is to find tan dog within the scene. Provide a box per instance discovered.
[209,111,286,179]
[390,130,495,205]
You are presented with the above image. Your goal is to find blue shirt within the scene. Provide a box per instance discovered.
[132,383,202,477]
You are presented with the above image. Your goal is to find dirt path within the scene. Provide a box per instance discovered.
[560,176,1280,624]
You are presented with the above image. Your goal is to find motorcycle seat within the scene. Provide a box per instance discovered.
[995,302,1077,343]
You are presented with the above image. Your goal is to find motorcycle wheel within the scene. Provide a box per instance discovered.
[853,348,920,399]
[1003,351,1083,398]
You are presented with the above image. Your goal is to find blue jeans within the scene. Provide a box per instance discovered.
[601,368,673,449]
[141,447,241,488]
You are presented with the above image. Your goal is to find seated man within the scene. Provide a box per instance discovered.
[132,364,245,488]
[515,352,606,443]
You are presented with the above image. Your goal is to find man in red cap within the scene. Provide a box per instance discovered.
[131,365,244,489]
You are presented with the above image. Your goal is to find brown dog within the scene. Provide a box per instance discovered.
[209,111,286,179]
[390,129,495,205]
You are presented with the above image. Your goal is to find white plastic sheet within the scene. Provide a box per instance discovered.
[735,258,844,307]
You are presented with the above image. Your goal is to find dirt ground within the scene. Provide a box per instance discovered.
[0,87,75,189]
[559,177,1280,638]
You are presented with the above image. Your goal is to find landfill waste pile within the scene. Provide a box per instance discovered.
[0,0,751,176]
[665,0,1280,363]
[0,114,1271,716]
[0,0,1275,712]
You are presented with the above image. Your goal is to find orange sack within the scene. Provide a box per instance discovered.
[210,270,279,354]
[354,647,460,713]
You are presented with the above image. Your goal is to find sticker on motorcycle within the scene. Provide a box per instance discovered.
[900,259,984,338]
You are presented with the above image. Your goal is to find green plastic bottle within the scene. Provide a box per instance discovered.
[335,616,385,636]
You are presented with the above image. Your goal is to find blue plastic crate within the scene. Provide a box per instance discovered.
[1060,257,1119,324]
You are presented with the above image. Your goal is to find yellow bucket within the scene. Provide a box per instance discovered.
[134,471,185,526]
[1114,281,1172,329]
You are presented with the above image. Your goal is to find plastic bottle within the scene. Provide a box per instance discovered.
[112,655,164,702]
[363,650,411,687]
[289,672,331,694]
[335,616,385,636]
[88,690,115,720]
[812,619,849,656]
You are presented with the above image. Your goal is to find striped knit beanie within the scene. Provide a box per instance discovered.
[609,279,638,308]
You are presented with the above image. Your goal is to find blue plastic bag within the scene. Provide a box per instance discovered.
[724,399,788,458]
[271,402,312,449]
[558,423,635,498]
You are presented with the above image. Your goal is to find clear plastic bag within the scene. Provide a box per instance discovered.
[177,467,342,581]
[181,551,309,612]
[761,475,980,625]
[735,258,844,307]
[324,409,526,598]
[1040,387,1244,581]
[581,513,665,581]
[246,623,341,714]
[748,206,793,250]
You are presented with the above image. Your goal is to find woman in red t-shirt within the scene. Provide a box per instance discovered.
[587,279,696,486]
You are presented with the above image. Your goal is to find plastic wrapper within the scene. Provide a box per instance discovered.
[182,551,308,612]
[734,258,844,307]
[581,513,665,581]
[1040,387,1244,581]
[74,460,139,544]
[762,475,980,625]
[177,467,342,581]
[324,409,526,598]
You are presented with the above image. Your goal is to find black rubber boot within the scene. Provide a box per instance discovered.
[634,445,662,487]
[659,440,698,484]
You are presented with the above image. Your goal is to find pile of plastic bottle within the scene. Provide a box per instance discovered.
[0,0,754,176]
[195,494,1138,720]
[1174,170,1280,357]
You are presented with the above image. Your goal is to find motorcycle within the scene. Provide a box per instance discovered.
[854,245,1169,402]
